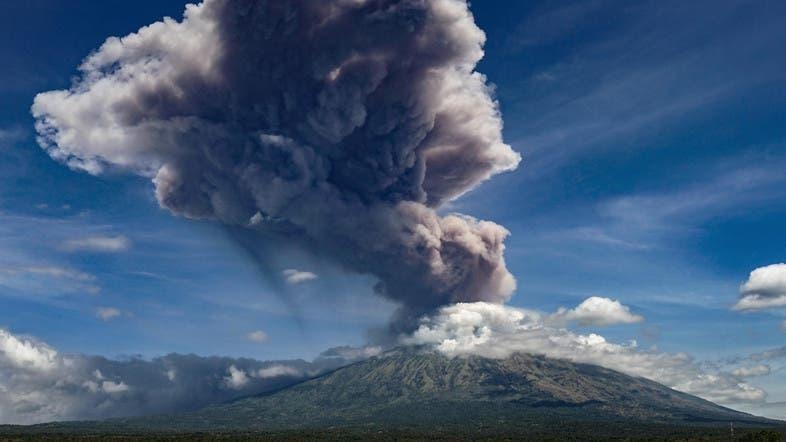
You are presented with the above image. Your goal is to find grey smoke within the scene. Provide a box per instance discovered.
[32,0,521,326]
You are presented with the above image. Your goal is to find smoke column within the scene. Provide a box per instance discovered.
[32,0,521,329]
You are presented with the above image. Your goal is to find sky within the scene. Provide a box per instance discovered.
[1,0,786,424]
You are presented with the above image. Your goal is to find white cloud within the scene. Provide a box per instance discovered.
[61,235,131,253]
[732,365,771,378]
[282,269,318,284]
[247,330,269,343]
[0,328,378,424]
[224,365,250,390]
[550,296,644,326]
[404,302,766,405]
[733,263,786,311]
[82,380,100,393]
[82,371,129,394]
[558,227,651,251]
[256,365,301,379]
[0,329,58,372]
[96,307,121,321]
[781,321,786,333]
[101,380,130,394]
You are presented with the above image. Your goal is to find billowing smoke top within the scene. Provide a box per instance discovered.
[32,0,521,326]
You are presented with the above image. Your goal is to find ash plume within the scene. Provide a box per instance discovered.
[32,0,521,327]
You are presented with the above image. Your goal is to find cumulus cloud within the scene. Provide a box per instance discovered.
[733,263,786,311]
[0,329,58,372]
[246,330,269,343]
[32,0,520,329]
[732,365,771,378]
[0,328,379,424]
[60,235,131,253]
[549,296,644,326]
[282,269,317,285]
[403,302,766,405]
[96,307,121,321]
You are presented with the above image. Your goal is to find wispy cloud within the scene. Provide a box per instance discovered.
[0,264,100,296]
[542,227,652,251]
[61,235,131,253]
[507,153,786,304]
[282,269,318,285]
[601,158,786,234]
[504,0,606,51]
[529,154,786,264]
[0,264,94,282]
[750,347,786,362]
[0,213,139,300]
[503,0,784,180]
[732,365,771,378]
[0,127,25,145]
[96,307,121,321]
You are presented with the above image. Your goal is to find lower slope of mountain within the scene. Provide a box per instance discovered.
[9,347,783,438]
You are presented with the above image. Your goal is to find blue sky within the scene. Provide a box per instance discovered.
[1,0,786,420]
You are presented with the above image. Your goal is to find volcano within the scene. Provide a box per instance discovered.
[12,347,783,439]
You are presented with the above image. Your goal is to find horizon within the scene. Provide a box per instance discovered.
[1,0,785,427]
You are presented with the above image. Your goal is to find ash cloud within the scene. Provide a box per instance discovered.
[32,0,521,327]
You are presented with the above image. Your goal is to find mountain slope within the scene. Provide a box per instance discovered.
[97,347,773,433]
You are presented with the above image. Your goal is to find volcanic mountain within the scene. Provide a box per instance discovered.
[12,346,776,439]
